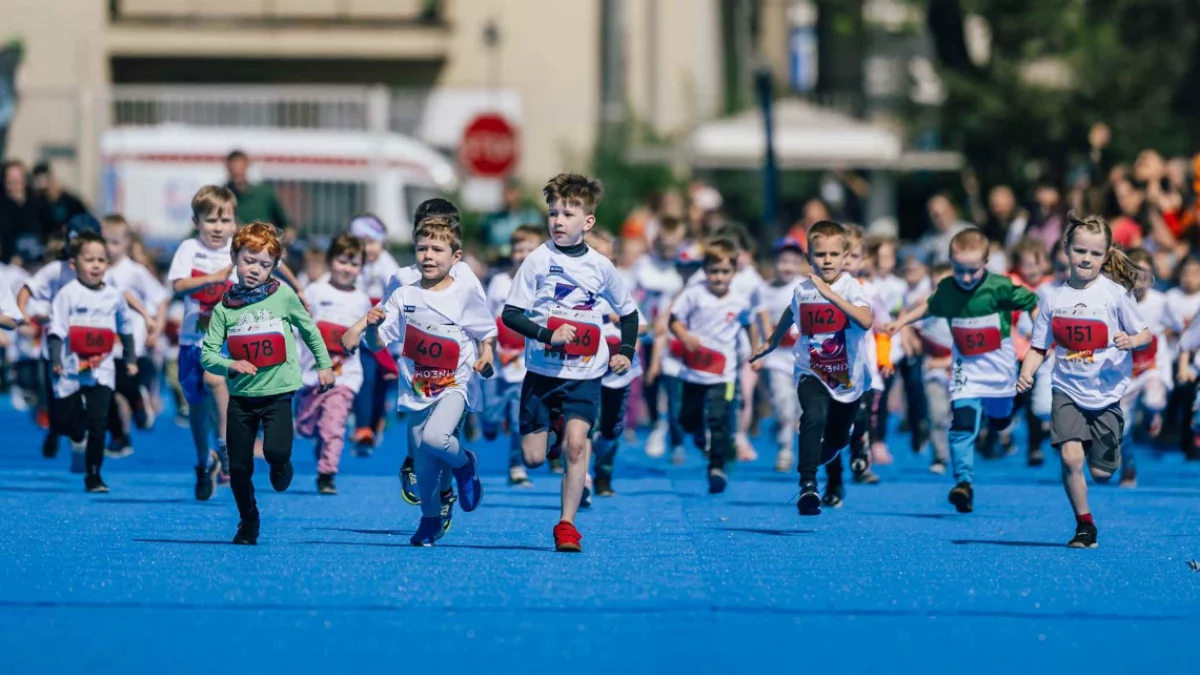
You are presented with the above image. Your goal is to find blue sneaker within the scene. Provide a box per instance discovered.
[410,516,445,546]
[440,490,457,533]
[452,450,483,512]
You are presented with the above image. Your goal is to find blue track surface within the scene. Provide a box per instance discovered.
[3,398,1200,673]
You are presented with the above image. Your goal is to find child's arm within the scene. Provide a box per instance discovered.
[885,298,929,335]
[199,305,251,377]
[273,263,310,310]
[341,307,388,353]
[0,315,16,331]
[16,285,46,322]
[1179,351,1196,384]
[812,275,873,329]
[645,331,667,385]
[173,266,232,296]
[1113,290,1151,351]
[751,306,795,363]
[1017,292,1054,392]
[287,289,334,388]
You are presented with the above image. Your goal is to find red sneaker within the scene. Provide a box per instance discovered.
[553,520,582,553]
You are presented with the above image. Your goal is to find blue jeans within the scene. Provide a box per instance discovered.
[948,397,1015,484]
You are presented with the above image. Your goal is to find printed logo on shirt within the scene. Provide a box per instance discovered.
[1052,304,1108,364]
[404,305,416,313]
[550,265,564,274]
[554,283,598,310]
[809,331,852,389]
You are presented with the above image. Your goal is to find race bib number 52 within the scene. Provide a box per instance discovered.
[950,314,1003,357]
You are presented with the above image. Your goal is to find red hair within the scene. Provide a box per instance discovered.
[232,222,283,260]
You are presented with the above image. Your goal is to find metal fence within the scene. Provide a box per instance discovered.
[267,179,368,242]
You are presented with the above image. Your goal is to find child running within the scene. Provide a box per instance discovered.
[754,220,873,516]
[667,236,754,493]
[167,186,238,500]
[888,229,1038,513]
[47,230,136,492]
[1017,215,1150,548]
[343,215,494,546]
[200,223,335,545]
[1118,248,1170,487]
[501,173,639,552]
[753,237,807,472]
[295,233,372,495]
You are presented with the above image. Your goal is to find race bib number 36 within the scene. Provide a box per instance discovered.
[403,324,460,371]
[799,302,848,336]
[950,314,1003,357]
[1052,311,1109,351]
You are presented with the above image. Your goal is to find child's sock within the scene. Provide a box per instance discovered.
[1076,512,1095,527]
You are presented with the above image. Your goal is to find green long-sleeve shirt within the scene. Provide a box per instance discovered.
[201,283,331,397]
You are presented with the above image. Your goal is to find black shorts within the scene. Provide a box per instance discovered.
[519,371,601,435]
[1050,389,1123,473]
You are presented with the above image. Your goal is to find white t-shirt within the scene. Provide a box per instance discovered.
[1162,288,1200,338]
[859,278,887,392]
[1030,276,1147,410]
[599,300,646,389]
[668,284,751,385]
[1128,288,1173,393]
[631,253,683,326]
[874,273,908,364]
[107,256,169,359]
[360,250,402,303]
[25,260,119,359]
[300,280,372,393]
[486,271,526,384]
[790,273,871,402]
[759,278,802,373]
[166,238,238,347]
[375,279,497,411]
[916,316,953,383]
[49,280,132,397]
[383,260,484,306]
[505,242,638,381]
[655,291,683,379]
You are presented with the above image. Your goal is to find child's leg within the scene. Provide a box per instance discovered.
[924,379,951,466]
[1059,439,1091,516]
[705,382,735,471]
[871,374,895,443]
[947,397,983,484]
[593,386,630,480]
[560,418,592,524]
[83,386,114,476]
[413,394,468,472]
[353,354,378,435]
[767,369,799,453]
[293,386,322,440]
[642,342,661,426]
[51,389,86,445]
[316,387,354,476]
[663,375,685,449]
[259,394,295,472]
[225,396,263,520]
[407,405,445,519]
[678,381,706,442]
[795,377,831,484]
[519,374,553,468]
[900,356,929,449]
[506,385,523,469]
[737,362,756,440]
[821,396,861,470]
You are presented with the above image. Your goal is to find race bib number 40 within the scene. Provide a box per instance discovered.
[228,319,288,368]
[402,323,460,371]
[1051,309,1109,352]
[799,301,848,336]
[950,314,1003,357]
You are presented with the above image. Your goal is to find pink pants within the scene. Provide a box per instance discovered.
[295,384,355,475]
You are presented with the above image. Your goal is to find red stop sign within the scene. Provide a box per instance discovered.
[460,114,519,178]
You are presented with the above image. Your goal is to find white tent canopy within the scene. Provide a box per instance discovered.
[688,98,960,171]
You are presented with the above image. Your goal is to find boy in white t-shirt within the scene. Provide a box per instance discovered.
[751,238,807,473]
[632,217,685,459]
[47,230,136,492]
[1019,216,1150,549]
[346,216,496,546]
[483,224,546,487]
[754,221,874,516]
[295,234,373,495]
[346,214,401,455]
[501,174,639,552]
[1118,248,1171,487]
[668,237,755,494]
[166,186,239,501]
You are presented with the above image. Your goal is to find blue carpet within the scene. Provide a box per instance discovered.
[3,398,1199,673]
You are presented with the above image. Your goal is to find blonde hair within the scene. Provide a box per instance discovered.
[191,185,237,221]
[413,215,463,252]
[806,220,848,252]
[1062,215,1149,291]
[949,228,991,259]
[543,173,604,214]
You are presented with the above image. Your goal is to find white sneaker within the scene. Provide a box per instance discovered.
[10,388,29,412]
[135,386,156,430]
[670,445,686,466]
[69,441,87,474]
[735,433,758,462]
[774,449,794,473]
[645,422,667,458]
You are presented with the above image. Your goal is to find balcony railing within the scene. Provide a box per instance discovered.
[110,0,442,26]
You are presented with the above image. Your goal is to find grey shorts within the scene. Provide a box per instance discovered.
[1050,389,1123,473]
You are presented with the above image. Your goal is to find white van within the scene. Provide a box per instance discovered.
[100,125,459,246]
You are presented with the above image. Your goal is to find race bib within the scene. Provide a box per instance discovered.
[950,314,1003,357]
[798,301,848,336]
[669,340,727,375]
[402,322,460,372]
[1052,308,1109,352]
[317,321,348,356]
[1132,334,1158,376]
[67,317,115,358]
[190,268,231,308]
[545,307,602,357]
[228,319,288,368]
[496,317,525,350]
[605,335,622,355]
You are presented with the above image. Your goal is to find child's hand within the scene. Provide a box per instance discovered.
[52,364,63,377]
[645,362,660,385]
[1113,331,1134,350]
[212,266,233,283]
[810,273,834,299]
[1016,371,1034,393]
[750,342,773,364]
[317,368,335,392]
[1179,362,1196,384]
[680,333,701,352]
[880,364,894,378]
[365,307,387,327]
[126,361,138,377]
[473,357,493,376]
[550,323,577,345]
[750,359,765,372]
[230,360,258,376]
[609,313,621,325]
[297,290,312,313]
[609,354,631,374]
[883,321,902,336]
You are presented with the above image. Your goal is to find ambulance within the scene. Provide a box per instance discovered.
[100,125,459,246]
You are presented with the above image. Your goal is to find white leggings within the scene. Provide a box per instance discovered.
[765,368,800,451]
[408,393,467,518]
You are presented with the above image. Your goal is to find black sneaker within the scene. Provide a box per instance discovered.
[440,490,457,534]
[580,483,593,508]
[269,461,293,492]
[84,474,109,493]
[41,433,59,459]
[194,464,216,501]
[233,516,260,545]
[1028,448,1045,467]
[1068,522,1098,549]
[594,474,614,497]
[850,450,869,476]
[707,468,727,494]
[822,479,844,508]
[948,481,974,513]
[317,473,337,495]
[852,468,880,484]
[400,456,420,505]
[798,479,821,516]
